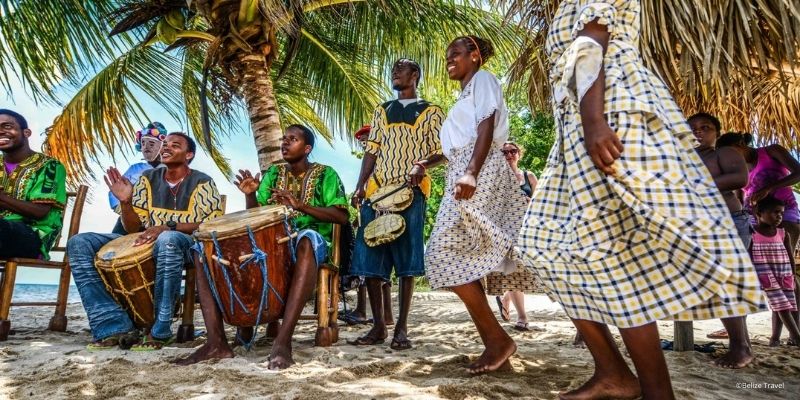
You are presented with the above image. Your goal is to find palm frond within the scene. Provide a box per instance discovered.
[495,0,800,139]
[43,46,186,182]
[0,0,131,102]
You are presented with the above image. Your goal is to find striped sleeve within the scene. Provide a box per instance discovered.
[365,106,385,155]
[190,180,224,222]
[423,106,445,157]
[130,175,152,226]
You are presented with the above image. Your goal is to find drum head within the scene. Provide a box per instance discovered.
[95,233,154,267]
[195,205,289,240]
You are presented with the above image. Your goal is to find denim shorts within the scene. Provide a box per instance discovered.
[296,229,328,268]
[731,210,752,249]
[350,187,426,281]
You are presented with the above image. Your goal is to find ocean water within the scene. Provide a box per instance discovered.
[12,284,82,304]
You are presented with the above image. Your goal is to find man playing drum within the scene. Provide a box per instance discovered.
[0,109,67,261]
[178,124,349,369]
[68,132,223,350]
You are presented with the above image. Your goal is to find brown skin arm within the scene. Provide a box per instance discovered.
[714,147,749,191]
[352,152,377,207]
[119,201,144,233]
[272,189,349,225]
[765,145,800,189]
[0,193,52,220]
[409,153,447,186]
[784,231,796,271]
[577,21,623,175]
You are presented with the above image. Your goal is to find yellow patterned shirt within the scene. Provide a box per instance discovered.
[128,168,223,227]
[364,99,444,198]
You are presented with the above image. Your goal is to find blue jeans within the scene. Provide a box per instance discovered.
[68,231,193,341]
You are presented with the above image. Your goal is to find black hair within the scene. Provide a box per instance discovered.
[393,58,422,85]
[756,196,785,214]
[687,112,722,134]
[167,132,197,164]
[716,132,754,149]
[287,124,315,149]
[0,109,29,130]
[455,35,495,66]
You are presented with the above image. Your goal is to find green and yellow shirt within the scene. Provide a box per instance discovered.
[0,153,67,260]
[364,99,444,197]
[256,163,348,250]
[129,168,223,227]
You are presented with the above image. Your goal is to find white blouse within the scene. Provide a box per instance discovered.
[439,70,509,158]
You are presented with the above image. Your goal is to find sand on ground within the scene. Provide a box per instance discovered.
[0,292,798,399]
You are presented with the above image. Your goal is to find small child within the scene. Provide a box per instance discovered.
[751,196,800,346]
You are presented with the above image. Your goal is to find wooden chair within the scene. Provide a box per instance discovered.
[299,223,342,347]
[0,185,89,341]
[176,195,226,343]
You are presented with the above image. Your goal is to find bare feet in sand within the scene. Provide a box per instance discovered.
[466,336,516,374]
[267,344,294,370]
[559,373,641,400]
[714,347,754,369]
[769,338,781,347]
[174,343,234,365]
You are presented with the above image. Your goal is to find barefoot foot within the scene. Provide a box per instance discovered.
[769,338,781,347]
[714,347,754,369]
[559,373,641,400]
[173,343,234,365]
[467,336,517,374]
[267,344,294,370]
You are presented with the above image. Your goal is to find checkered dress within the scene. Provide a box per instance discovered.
[517,0,766,328]
[426,144,529,289]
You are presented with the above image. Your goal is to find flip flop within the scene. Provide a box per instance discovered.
[390,337,413,351]
[495,296,510,322]
[706,329,729,339]
[338,311,371,326]
[86,335,121,351]
[346,335,385,346]
[131,335,175,351]
[513,321,530,331]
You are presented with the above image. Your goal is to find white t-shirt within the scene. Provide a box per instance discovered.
[439,70,509,157]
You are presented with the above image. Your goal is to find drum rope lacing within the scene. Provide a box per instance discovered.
[197,219,294,350]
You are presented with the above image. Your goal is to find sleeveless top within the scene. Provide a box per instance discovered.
[744,148,798,213]
[520,171,533,197]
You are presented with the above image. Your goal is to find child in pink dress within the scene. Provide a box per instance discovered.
[752,196,800,346]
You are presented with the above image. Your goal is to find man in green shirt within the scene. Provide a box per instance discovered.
[178,124,349,370]
[0,109,67,260]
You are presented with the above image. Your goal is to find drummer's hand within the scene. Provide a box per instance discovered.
[454,173,477,201]
[234,169,261,195]
[409,164,425,187]
[351,187,366,208]
[271,189,303,210]
[134,226,169,246]
[104,167,133,203]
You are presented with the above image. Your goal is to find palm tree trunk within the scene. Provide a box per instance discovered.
[236,53,283,171]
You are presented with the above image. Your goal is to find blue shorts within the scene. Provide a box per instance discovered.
[731,210,752,250]
[350,187,426,281]
[296,229,328,268]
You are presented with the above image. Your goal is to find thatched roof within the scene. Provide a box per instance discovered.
[497,0,800,147]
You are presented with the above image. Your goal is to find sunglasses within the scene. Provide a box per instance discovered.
[501,149,518,155]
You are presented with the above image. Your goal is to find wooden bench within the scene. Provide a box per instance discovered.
[0,185,89,341]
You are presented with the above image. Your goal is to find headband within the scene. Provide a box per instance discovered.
[466,36,483,66]
[135,122,167,151]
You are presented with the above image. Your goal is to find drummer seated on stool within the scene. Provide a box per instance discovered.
[177,124,349,369]
[67,132,223,351]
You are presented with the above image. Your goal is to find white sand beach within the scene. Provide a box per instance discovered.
[0,292,797,399]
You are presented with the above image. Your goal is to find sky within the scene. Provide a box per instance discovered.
[4,79,364,284]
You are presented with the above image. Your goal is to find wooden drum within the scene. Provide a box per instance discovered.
[194,205,293,327]
[95,233,155,328]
